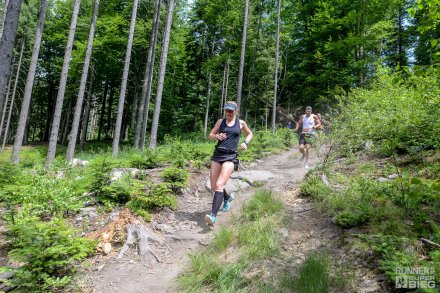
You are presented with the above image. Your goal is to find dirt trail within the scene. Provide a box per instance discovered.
[89,148,378,292]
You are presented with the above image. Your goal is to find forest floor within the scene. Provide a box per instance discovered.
[86,147,391,293]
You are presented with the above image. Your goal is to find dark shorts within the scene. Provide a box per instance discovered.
[211,148,238,165]
[299,133,315,145]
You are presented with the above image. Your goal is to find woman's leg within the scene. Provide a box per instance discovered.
[215,161,234,192]
[210,160,222,193]
[211,161,234,216]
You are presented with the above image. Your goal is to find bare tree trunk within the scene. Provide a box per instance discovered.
[134,0,161,149]
[112,0,139,155]
[1,40,23,152]
[203,71,212,137]
[11,0,48,164]
[80,71,94,151]
[149,0,175,149]
[97,79,108,141]
[236,0,249,114]
[0,0,22,117]
[246,0,263,116]
[0,0,8,39]
[45,0,81,167]
[272,0,281,133]
[66,0,99,161]
[106,82,114,139]
[61,97,72,145]
[0,52,14,143]
[219,59,227,117]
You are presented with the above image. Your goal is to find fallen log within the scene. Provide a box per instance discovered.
[420,238,440,248]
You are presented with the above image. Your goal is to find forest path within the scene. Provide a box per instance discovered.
[89,147,361,292]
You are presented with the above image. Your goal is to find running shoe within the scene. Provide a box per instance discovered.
[222,193,235,211]
[304,163,309,169]
[204,214,217,226]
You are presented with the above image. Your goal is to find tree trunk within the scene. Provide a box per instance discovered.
[80,71,94,151]
[0,0,22,117]
[203,71,212,137]
[0,52,14,143]
[112,0,139,156]
[0,0,8,39]
[134,0,161,149]
[219,56,230,118]
[42,86,55,141]
[97,79,108,141]
[45,0,81,167]
[219,59,227,117]
[149,0,175,149]
[106,81,115,139]
[1,40,24,152]
[272,0,281,133]
[246,0,263,117]
[236,0,249,114]
[66,0,99,161]
[61,97,72,145]
[11,0,48,164]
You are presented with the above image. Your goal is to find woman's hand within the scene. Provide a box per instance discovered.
[240,142,248,150]
[216,133,227,141]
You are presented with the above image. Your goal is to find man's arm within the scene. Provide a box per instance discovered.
[313,115,321,129]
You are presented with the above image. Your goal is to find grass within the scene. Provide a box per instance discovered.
[178,189,353,292]
[178,190,284,292]
[300,151,440,288]
[281,252,329,293]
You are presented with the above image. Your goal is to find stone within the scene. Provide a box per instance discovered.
[231,170,275,183]
[388,173,399,179]
[205,177,250,194]
[80,207,98,219]
[70,158,89,167]
[155,223,175,234]
[359,279,380,292]
[109,168,142,182]
[364,141,374,150]
[279,228,289,238]
[103,242,112,255]
[378,177,390,183]
[55,171,64,179]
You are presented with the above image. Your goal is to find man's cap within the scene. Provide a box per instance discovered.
[224,103,237,111]
[306,106,312,111]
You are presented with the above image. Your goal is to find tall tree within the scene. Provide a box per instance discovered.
[236,0,249,114]
[203,71,212,136]
[45,0,81,167]
[272,0,281,133]
[1,40,24,151]
[80,70,94,151]
[11,0,48,164]
[112,0,139,155]
[134,0,161,149]
[149,0,175,148]
[0,0,23,117]
[66,0,99,161]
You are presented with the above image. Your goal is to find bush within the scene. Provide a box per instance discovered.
[3,217,96,291]
[161,166,189,192]
[129,150,160,169]
[334,67,440,156]
[335,210,370,228]
[127,183,176,221]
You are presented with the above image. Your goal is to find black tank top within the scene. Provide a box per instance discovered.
[216,118,240,152]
